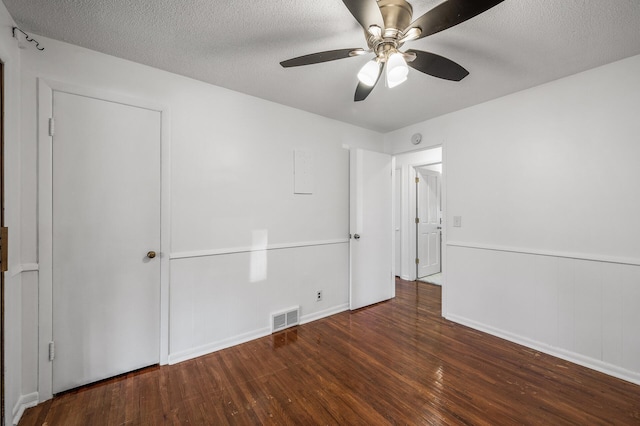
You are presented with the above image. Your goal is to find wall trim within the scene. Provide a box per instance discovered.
[12,392,39,426]
[170,238,349,260]
[446,313,640,387]
[10,263,39,277]
[447,241,640,267]
[300,303,349,325]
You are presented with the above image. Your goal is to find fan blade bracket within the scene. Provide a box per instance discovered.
[402,51,417,63]
[368,25,383,37]
[349,49,371,57]
[398,27,422,44]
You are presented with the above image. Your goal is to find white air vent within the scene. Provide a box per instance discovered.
[271,306,300,333]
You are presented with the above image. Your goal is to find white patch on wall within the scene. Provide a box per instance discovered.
[294,149,314,194]
[271,306,300,333]
[250,229,268,282]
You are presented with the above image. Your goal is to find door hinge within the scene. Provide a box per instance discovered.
[49,117,55,136]
[415,217,419,224]
[415,258,420,264]
[49,341,55,361]
[0,227,8,272]
[415,177,419,184]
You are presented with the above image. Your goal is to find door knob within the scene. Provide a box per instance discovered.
[147,251,157,259]
[354,234,361,240]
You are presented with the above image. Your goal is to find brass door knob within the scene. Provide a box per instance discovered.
[147,251,157,259]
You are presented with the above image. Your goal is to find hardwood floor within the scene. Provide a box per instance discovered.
[21,278,640,425]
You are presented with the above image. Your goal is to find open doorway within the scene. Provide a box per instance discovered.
[414,164,442,285]
[393,146,443,283]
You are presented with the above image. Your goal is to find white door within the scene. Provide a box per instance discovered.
[350,149,394,310]
[417,168,441,278]
[52,91,161,393]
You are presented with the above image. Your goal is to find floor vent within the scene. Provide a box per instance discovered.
[271,306,299,333]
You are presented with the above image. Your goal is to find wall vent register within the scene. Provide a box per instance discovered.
[271,307,300,333]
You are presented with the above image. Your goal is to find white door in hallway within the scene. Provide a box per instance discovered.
[416,168,441,278]
[52,91,161,393]
[350,149,394,310]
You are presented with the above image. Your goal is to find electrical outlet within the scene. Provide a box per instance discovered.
[316,290,323,302]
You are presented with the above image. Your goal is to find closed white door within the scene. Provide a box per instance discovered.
[52,91,161,393]
[417,168,441,278]
[350,149,394,310]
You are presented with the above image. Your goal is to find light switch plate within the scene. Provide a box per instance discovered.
[453,216,462,227]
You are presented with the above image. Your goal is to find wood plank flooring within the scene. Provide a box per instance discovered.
[21,279,640,425]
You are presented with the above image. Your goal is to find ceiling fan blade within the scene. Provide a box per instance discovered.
[280,48,365,67]
[405,49,469,81]
[342,0,385,32]
[354,61,384,102]
[406,0,505,40]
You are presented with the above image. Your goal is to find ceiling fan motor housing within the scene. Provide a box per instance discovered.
[379,0,413,33]
[367,0,414,59]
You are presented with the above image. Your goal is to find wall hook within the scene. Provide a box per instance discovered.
[12,26,45,51]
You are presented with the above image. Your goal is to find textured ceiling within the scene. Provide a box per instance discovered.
[5,0,640,132]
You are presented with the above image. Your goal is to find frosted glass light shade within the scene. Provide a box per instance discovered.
[386,52,408,88]
[357,60,381,86]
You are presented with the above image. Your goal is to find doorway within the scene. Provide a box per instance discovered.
[393,146,444,283]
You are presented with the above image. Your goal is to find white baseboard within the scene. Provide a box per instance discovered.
[300,303,349,325]
[12,392,39,425]
[168,303,349,365]
[168,327,271,365]
[446,314,640,386]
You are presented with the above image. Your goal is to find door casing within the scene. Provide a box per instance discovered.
[37,78,171,401]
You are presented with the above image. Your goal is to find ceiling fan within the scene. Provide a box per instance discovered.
[280,0,505,101]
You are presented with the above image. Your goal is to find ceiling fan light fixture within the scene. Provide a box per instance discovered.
[357,59,381,87]
[386,52,408,88]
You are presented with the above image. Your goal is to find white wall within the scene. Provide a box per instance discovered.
[386,54,640,385]
[17,35,383,412]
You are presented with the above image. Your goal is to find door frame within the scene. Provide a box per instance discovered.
[37,78,171,401]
